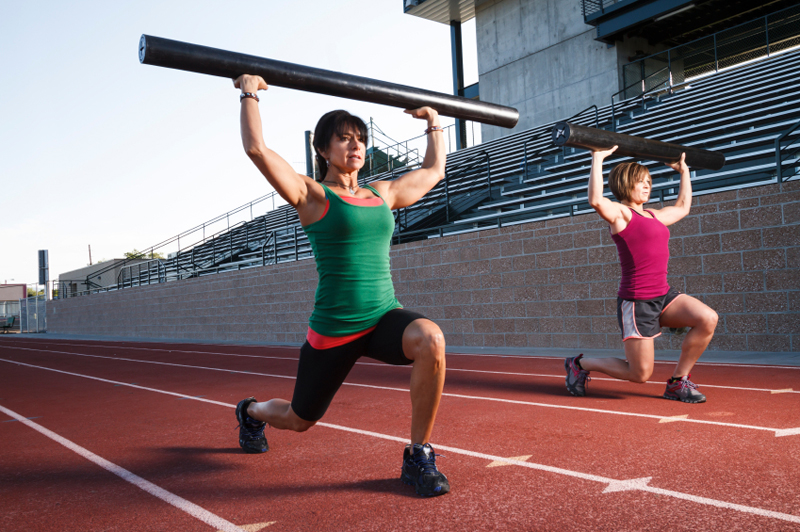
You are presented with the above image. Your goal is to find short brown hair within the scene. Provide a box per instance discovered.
[313,110,369,182]
[608,162,651,202]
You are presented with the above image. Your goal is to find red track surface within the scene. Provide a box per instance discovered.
[1,337,799,531]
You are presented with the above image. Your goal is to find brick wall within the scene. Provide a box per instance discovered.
[50,180,800,352]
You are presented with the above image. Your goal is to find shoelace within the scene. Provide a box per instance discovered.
[412,450,444,476]
[671,376,698,392]
[236,420,265,437]
[572,362,591,385]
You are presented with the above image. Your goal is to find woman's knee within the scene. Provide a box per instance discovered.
[702,309,719,333]
[291,417,317,433]
[628,363,653,383]
[405,320,446,364]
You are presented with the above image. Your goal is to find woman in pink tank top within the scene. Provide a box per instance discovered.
[564,146,718,404]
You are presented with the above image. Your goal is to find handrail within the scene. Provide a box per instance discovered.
[776,118,800,181]
[522,129,555,178]
[566,104,599,129]
[610,67,670,131]
[116,259,166,288]
[87,190,282,284]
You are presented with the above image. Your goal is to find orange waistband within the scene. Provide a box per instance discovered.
[306,325,377,350]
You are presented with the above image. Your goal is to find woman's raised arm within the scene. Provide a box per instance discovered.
[370,107,446,210]
[588,146,625,226]
[651,153,691,226]
[235,74,316,209]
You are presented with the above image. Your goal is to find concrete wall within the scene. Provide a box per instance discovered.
[49,180,800,353]
[475,0,660,142]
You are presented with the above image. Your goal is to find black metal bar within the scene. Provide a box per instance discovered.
[139,35,519,128]
[552,122,725,170]
[765,15,770,57]
[294,226,299,262]
[450,21,469,147]
[444,172,451,223]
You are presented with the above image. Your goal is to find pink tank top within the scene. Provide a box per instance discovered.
[611,209,670,300]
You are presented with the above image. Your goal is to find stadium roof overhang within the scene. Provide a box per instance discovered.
[585,0,799,46]
[403,0,476,24]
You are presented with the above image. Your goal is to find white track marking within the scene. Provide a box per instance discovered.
[2,359,800,525]
[1,350,797,437]
[487,455,532,468]
[357,361,800,394]
[0,348,794,436]
[0,404,246,532]
[603,477,653,493]
[4,339,800,371]
[659,415,689,423]
[323,423,800,524]
[3,343,798,395]
[220,523,275,532]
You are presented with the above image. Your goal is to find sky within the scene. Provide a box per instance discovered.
[0,0,477,287]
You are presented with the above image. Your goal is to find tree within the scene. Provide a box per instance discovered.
[125,249,165,260]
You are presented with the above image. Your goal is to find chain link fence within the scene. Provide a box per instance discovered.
[19,295,46,333]
[621,4,800,101]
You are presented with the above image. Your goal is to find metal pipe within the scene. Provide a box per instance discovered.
[139,35,519,128]
[551,122,725,170]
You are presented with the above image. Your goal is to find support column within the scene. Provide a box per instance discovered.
[450,20,467,150]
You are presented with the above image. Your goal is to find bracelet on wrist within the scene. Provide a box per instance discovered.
[240,92,259,103]
[425,126,443,134]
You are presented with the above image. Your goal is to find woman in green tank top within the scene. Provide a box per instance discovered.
[231,74,451,497]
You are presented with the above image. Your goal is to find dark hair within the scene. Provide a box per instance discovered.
[608,161,651,202]
[312,110,368,181]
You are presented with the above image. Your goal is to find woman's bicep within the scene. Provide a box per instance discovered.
[650,205,687,226]
[248,147,309,206]
[591,196,624,224]
[376,167,442,210]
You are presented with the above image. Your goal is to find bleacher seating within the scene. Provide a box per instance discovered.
[68,47,800,294]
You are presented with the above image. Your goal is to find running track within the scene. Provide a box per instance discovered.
[1,337,799,531]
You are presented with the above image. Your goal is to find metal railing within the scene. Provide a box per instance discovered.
[82,190,285,289]
[621,4,800,101]
[581,0,619,18]
[361,119,482,180]
[117,259,167,289]
[776,118,800,181]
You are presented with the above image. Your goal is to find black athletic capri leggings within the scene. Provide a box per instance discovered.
[291,308,426,422]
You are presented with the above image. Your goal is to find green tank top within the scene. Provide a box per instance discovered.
[302,183,401,336]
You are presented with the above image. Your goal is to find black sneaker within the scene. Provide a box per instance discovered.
[235,397,269,453]
[401,443,450,497]
[664,375,706,404]
[565,354,591,397]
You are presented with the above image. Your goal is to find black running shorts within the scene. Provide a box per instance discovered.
[290,308,426,422]
[617,286,683,341]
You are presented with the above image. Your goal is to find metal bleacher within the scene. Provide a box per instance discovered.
[444,47,800,231]
[63,44,800,296]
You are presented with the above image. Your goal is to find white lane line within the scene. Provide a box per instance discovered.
[0,403,246,532]
[4,344,798,395]
[1,353,797,437]
[2,358,800,525]
[356,362,800,394]
[4,339,800,370]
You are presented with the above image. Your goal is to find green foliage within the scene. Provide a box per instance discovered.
[125,249,165,260]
